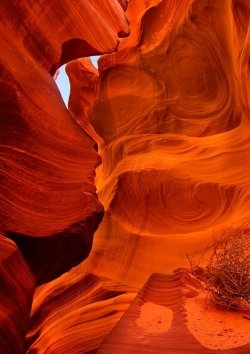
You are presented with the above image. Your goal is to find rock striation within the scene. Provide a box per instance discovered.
[26,270,136,353]
[76,0,250,288]
[1,0,250,353]
[0,0,128,350]
[66,58,103,145]
[0,0,128,283]
[0,234,35,353]
[98,269,250,353]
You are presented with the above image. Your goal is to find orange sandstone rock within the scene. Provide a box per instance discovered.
[1,0,129,74]
[1,0,250,353]
[67,59,99,121]
[117,0,129,11]
[80,0,250,288]
[98,270,250,353]
[0,0,129,349]
[26,270,136,353]
[66,58,103,145]
[0,0,128,283]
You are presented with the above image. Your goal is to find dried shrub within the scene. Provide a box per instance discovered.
[189,225,250,311]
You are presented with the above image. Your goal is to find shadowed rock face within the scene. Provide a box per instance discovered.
[1,0,250,353]
[0,234,35,354]
[7,212,103,283]
[0,0,128,351]
[0,0,129,283]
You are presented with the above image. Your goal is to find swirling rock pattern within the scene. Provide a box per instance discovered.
[26,271,136,353]
[0,0,128,283]
[0,0,129,351]
[1,0,250,353]
[78,0,250,288]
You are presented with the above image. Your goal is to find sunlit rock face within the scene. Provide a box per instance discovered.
[98,269,250,353]
[26,270,136,353]
[66,58,103,145]
[1,0,250,353]
[75,0,250,287]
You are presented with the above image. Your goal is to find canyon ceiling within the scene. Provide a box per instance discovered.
[0,0,250,353]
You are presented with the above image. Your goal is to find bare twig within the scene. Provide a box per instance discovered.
[188,223,250,311]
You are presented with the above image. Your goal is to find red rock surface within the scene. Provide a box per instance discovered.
[66,59,103,145]
[0,0,129,351]
[26,271,136,353]
[0,234,35,353]
[1,0,129,74]
[0,0,128,283]
[1,0,250,353]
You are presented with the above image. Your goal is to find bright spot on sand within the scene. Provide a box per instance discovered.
[136,302,173,334]
[186,292,250,349]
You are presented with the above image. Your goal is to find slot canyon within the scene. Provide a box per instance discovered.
[0,0,250,353]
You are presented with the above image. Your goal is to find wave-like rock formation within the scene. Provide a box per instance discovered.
[74,0,250,288]
[0,0,128,351]
[26,271,136,353]
[1,0,250,353]
[0,0,128,284]
[1,0,129,75]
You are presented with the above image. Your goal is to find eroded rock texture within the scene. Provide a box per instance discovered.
[0,0,128,351]
[1,0,129,75]
[0,234,35,353]
[26,270,136,353]
[75,0,250,288]
[0,0,128,283]
[1,0,250,353]
[66,58,103,145]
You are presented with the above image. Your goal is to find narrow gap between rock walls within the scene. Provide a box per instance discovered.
[54,55,100,107]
